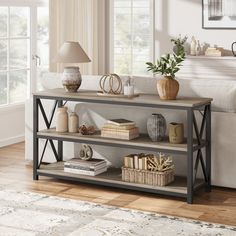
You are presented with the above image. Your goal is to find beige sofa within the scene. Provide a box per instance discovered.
[25,73,236,188]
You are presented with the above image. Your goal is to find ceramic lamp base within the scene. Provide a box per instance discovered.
[62,67,82,92]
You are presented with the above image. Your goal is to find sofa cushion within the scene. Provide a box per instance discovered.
[40,72,63,89]
[178,78,236,113]
[131,76,236,113]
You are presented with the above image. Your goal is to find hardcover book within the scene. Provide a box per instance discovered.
[65,158,106,168]
[101,132,139,140]
[107,119,135,126]
[103,124,135,130]
[64,167,107,176]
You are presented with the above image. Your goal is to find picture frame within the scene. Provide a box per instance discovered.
[202,0,236,29]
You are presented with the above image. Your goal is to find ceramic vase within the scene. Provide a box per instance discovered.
[147,113,166,142]
[56,107,68,132]
[62,67,82,92]
[68,112,79,133]
[169,122,184,144]
[157,76,179,100]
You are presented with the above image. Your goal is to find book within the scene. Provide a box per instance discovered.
[101,127,139,135]
[65,158,106,168]
[107,119,135,126]
[124,156,129,168]
[138,157,143,170]
[101,132,139,140]
[129,156,134,169]
[134,155,139,169]
[142,157,148,170]
[124,155,136,168]
[103,124,136,130]
[64,167,107,176]
[64,163,107,171]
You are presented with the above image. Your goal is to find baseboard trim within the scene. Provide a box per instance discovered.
[0,135,25,148]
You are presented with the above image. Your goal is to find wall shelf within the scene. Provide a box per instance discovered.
[186,55,236,60]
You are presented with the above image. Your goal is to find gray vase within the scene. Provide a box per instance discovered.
[147,113,166,141]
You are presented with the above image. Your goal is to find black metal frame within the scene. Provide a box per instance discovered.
[202,0,236,30]
[33,94,211,204]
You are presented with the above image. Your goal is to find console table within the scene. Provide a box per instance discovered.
[33,88,212,204]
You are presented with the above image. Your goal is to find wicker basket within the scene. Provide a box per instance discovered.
[121,167,174,186]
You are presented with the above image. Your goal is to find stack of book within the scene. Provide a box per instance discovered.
[123,153,148,170]
[64,158,107,176]
[205,47,222,57]
[101,119,139,140]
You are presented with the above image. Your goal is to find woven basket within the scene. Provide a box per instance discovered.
[121,167,174,187]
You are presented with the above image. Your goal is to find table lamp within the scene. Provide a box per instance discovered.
[56,41,91,92]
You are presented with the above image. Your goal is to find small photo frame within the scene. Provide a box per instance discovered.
[203,0,236,29]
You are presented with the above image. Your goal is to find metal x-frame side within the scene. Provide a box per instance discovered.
[187,103,211,203]
[33,96,64,180]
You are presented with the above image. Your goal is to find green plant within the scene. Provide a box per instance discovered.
[171,35,188,55]
[146,53,185,78]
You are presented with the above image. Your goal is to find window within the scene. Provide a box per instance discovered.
[0,0,49,107]
[0,6,30,105]
[111,0,154,75]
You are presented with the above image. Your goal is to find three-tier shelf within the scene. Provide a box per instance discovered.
[33,88,212,204]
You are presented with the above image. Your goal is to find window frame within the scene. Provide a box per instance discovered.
[109,0,155,76]
[0,0,47,109]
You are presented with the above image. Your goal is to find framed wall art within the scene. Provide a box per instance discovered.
[203,0,236,29]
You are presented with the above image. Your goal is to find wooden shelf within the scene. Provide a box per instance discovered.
[34,89,212,109]
[186,55,236,60]
[37,129,206,154]
[37,162,205,196]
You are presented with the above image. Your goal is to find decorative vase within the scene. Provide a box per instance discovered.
[169,122,184,144]
[231,41,236,56]
[56,106,68,132]
[62,67,82,92]
[190,36,197,56]
[68,112,79,133]
[173,45,184,55]
[147,113,166,142]
[195,40,201,56]
[157,76,179,100]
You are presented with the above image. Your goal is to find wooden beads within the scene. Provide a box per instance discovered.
[99,74,122,94]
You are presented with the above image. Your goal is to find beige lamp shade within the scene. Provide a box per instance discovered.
[56,41,91,63]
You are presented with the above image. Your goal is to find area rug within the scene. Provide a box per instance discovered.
[0,188,235,236]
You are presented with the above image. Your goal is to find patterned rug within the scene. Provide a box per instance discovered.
[0,188,235,236]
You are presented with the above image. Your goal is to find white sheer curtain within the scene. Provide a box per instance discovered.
[49,0,108,74]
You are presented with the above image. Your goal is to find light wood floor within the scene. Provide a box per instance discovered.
[0,142,236,226]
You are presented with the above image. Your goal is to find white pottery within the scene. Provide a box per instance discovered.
[56,107,68,132]
[68,112,79,133]
[190,36,196,56]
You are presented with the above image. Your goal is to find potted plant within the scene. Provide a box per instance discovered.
[146,52,185,100]
[171,35,188,55]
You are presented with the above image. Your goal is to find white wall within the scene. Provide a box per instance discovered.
[0,105,25,147]
[155,0,235,57]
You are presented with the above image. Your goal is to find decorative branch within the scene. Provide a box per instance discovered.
[147,153,174,172]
